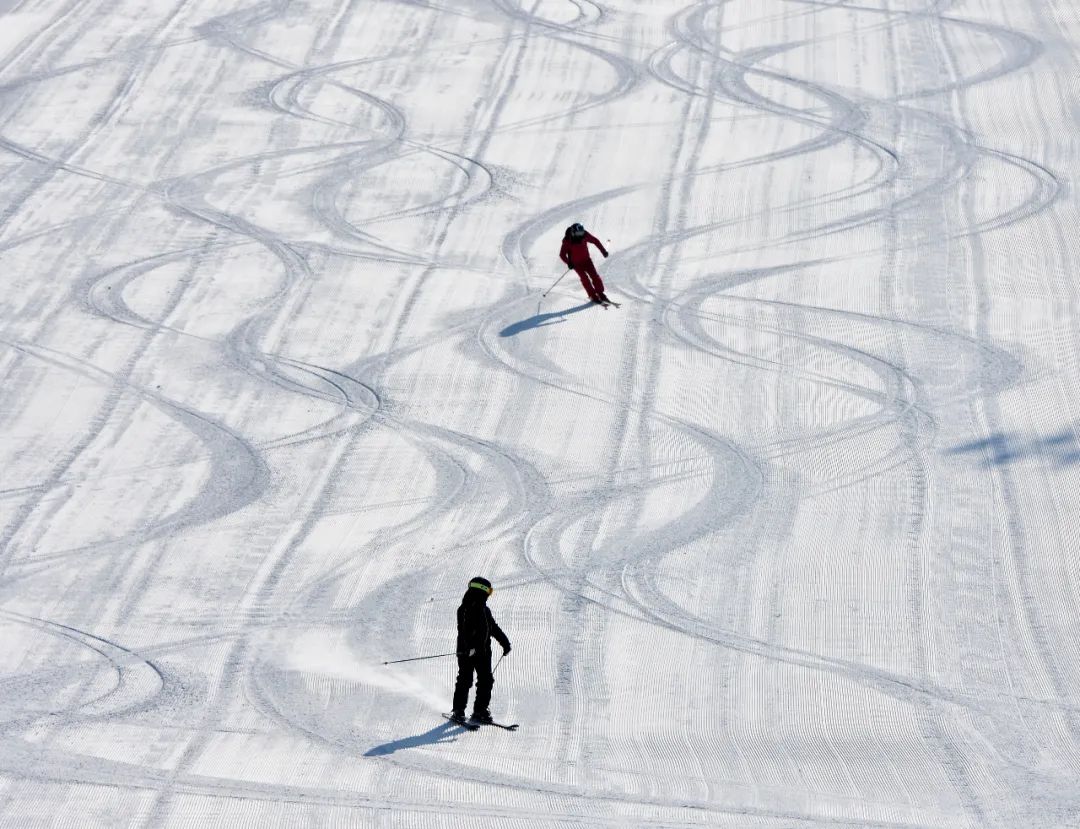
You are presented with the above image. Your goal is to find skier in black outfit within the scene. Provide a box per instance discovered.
[451,577,511,725]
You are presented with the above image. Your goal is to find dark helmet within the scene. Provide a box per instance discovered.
[468,576,493,596]
[567,222,586,240]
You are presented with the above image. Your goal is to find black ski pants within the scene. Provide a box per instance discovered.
[453,650,493,716]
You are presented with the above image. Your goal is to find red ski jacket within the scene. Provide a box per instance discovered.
[560,231,607,268]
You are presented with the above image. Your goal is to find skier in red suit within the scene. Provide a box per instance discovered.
[559,223,611,304]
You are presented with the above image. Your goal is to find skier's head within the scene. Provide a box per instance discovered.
[567,222,585,240]
[467,577,493,600]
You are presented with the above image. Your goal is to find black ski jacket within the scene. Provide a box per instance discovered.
[456,592,511,656]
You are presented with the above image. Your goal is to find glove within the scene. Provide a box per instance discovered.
[602,251,608,258]
[468,648,476,657]
[502,643,511,655]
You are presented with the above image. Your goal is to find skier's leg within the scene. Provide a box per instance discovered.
[452,654,474,715]
[575,266,599,301]
[585,261,605,296]
[472,653,494,716]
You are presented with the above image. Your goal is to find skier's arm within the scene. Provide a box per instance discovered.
[488,610,511,653]
[584,232,608,258]
[559,238,572,266]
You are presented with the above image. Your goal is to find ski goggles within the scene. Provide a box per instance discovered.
[469,581,493,595]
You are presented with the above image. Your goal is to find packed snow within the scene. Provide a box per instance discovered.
[3,0,1080,826]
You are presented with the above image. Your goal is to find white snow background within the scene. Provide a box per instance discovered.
[2,0,1080,826]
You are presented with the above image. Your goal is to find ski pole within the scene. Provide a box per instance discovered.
[492,652,506,674]
[383,651,460,665]
[542,268,572,297]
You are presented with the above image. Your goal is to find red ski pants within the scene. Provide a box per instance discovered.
[573,260,605,298]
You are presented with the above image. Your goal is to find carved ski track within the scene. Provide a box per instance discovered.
[496,1,902,803]
[648,13,903,177]
[616,4,1056,312]
[3,0,1076,824]
[248,567,943,829]
[646,0,1056,254]
[610,6,774,806]
[75,240,534,461]
[917,1,1066,784]
[98,17,448,821]
[0,32,209,97]
[224,21,588,764]
[0,17,256,603]
[172,10,475,311]
[0,338,264,808]
[648,6,1057,822]
[10,0,717,816]
[785,0,1044,102]
[155,174,326,416]
[235,420,598,818]
[616,276,1056,737]
[162,3,517,432]
[124,6,567,822]
[69,84,492,467]
[657,283,936,489]
[481,284,770,628]
[248,426,548,669]
[0,6,401,820]
[0,339,270,587]
[516,418,763,622]
[113,26,525,460]
[478,2,776,805]
[498,0,1062,820]
[876,5,985,822]
[495,32,643,133]
[1,734,757,829]
[147,124,402,439]
[0,0,85,80]
[490,0,605,38]
[0,609,165,728]
[75,227,524,462]
[201,6,504,260]
[0,84,251,621]
[829,3,1054,823]
[195,0,296,70]
[932,1,1080,822]
[152,25,409,414]
[0,0,262,490]
[642,36,912,265]
[655,282,1018,492]
[0,0,197,234]
[362,2,533,364]
[69,241,391,452]
[293,3,777,811]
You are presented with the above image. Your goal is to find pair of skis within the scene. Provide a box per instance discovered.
[442,714,518,731]
[593,296,620,309]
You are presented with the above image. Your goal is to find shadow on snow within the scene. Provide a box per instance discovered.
[499,301,594,337]
[946,428,1080,467]
[364,720,468,756]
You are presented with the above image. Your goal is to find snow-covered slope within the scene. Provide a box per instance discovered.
[3,0,1080,825]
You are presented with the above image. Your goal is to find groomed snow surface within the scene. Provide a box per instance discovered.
[3,0,1080,826]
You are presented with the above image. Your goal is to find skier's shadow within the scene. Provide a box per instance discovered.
[499,302,593,337]
[363,720,467,756]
